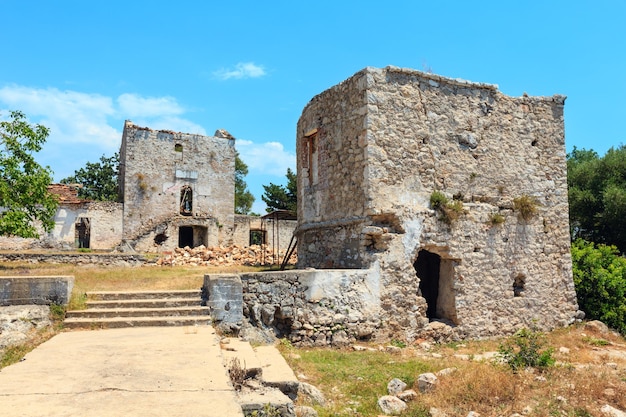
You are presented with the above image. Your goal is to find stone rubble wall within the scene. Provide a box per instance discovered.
[0,253,148,267]
[205,269,384,347]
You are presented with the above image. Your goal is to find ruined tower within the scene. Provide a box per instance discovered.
[295,66,578,339]
[119,122,235,251]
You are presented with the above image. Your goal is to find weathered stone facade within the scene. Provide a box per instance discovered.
[119,122,236,251]
[294,66,578,340]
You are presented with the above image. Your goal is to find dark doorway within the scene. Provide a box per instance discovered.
[415,249,441,319]
[75,217,91,249]
[178,226,193,248]
[414,248,458,323]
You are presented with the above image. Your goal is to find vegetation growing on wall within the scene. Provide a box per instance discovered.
[513,195,539,221]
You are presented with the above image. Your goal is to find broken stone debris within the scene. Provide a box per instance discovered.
[156,244,297,267]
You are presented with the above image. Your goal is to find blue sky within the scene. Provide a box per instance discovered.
[1,1,624,214]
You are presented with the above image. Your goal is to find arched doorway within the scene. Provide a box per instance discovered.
[414,248,458,323]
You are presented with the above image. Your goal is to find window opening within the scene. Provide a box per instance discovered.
[174,143,183,152]
[304,129,318,186]
[75,217,91,249]
[180,186,193,216]
[249,230,266,246]
[513,274,526,297]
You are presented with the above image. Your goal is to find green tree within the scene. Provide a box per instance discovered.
[234,151,255,215]
[571,239,626,335]
[60,153,119,201]
[568,146,626,253]
[261,168,297,213]
[0,111,57,237]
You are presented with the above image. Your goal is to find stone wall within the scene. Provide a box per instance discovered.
[51,202,123,250]
[0,253,148,267]
[232,215,297,252]
[295,66,578,341]
[204,269,383,346]
[0,276,74,306]
[119,122,235,251]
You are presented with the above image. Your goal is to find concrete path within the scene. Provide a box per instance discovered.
[0,326,244,416]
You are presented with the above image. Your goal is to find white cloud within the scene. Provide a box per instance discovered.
[0,84,208,180]
[213,62,267,80]
[0,85,119,150]
[117,93,184,118]
[236,139,295,177]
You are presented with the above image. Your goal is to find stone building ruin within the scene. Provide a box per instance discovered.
[118,122,236,252]
[0,122,297,254]
[207,66,579,345]
[294,66,578,340]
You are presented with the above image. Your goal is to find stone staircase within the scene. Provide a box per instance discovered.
[64,290,211,329]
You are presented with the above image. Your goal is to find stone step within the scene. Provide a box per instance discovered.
[66,306,210,319]
[63,315,212,329]
[238,388,295,417]
[85,298,202,309]
[86,290,202,301]
[254,345,299,395]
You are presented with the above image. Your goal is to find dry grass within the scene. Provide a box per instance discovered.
[282,324,626,417]
[0,260,263,309]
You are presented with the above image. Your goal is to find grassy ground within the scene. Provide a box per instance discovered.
[2,260,626,415]
[281,327,626,417]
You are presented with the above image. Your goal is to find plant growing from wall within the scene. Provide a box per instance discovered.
[430,191,465,225]
[488,212,506,226]
[513,194,539,221]
[136,173,148,193]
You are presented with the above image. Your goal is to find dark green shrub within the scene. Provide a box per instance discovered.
[430,191,448,209]
[571,239,626,335]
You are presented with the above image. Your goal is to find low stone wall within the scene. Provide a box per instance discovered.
[204,268,383,347]
[0,253,148,267]
[0,276,74,306]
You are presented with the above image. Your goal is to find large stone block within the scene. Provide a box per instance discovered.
[0,276,74,306]
[203,274,243,329]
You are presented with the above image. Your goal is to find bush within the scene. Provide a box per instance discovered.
[498,327,555,371]
[571,239,626,335]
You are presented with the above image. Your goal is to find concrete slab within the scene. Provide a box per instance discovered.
[0,326,244,416]
[254,345,298,385]
[220,337,262,372]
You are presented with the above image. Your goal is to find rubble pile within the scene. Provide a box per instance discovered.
[156,245,297,267]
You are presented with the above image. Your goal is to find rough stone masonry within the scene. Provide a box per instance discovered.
[293,66,579,341]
